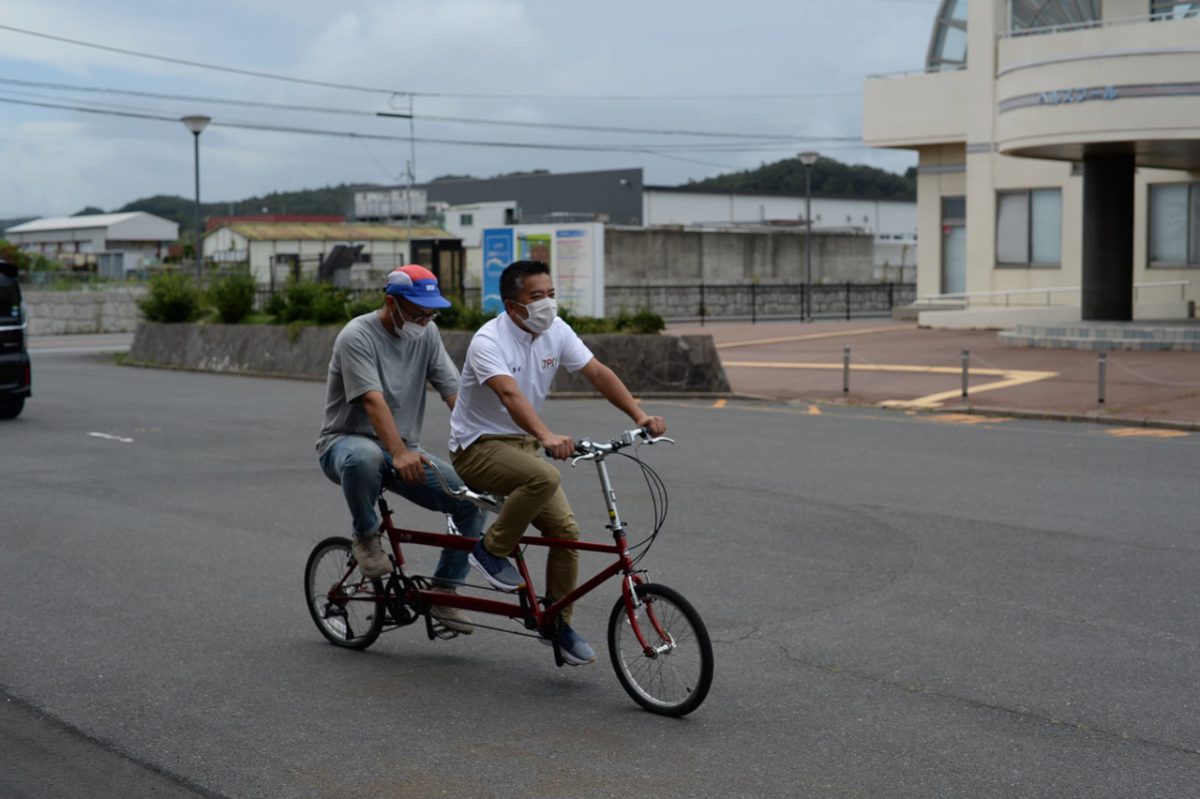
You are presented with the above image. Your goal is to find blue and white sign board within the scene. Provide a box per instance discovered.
[481,228,514,315]
[478,223,604,317]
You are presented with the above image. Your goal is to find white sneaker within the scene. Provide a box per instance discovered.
[351,533,390,578]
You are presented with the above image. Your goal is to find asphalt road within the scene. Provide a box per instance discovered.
[2,350,1198,798]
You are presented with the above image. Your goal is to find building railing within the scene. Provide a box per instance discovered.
[918,280,1190,308]
[1001,11,1196,39]
[250,282,916,323]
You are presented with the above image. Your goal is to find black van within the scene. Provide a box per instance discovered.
[0,260,30,419]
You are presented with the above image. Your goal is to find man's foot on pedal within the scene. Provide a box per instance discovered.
[429,585,474,634]
[468,539,525,592]
[538,623,597,666]
[351,533,390,579]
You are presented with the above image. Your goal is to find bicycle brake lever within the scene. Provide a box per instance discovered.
[570,452,597,468]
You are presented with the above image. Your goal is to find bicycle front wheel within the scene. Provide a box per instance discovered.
[305,536,385,650]
[607,582,713,717]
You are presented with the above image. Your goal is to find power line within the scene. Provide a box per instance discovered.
[0,23,865,103]
[0,76,860,141]
[0,22,418,97]
[0,93,862,155]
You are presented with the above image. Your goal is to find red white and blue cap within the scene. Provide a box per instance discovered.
[385,265,451,309]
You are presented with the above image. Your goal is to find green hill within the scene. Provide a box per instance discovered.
[686,156,916,200]
[118,183,388,233]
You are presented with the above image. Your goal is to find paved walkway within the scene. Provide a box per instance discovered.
[667,319,1200,430]
[29,327,1200,430]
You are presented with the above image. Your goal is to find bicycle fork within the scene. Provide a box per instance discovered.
[594,455,675,659]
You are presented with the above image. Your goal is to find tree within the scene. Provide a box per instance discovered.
[686,155,915,200]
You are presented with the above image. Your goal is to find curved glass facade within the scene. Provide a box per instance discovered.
[926,0,967,72]
[1009,0,1101,33]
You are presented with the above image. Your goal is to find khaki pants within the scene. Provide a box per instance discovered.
[451,435,581,623]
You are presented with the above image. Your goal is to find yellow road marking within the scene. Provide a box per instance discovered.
[928,413,1012,425]
[807,405,822,415]
[722,360,1058,409]
[716,325,912,350]
[712,398,727,408]
[1106,428,1190,438]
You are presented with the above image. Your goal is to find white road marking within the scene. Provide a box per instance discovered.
[87,432,134,444]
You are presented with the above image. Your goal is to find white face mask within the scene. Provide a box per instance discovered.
[389,301,425,341]
[519,297,557,334]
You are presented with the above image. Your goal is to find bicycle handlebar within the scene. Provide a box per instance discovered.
[386,459,503,512]
[566,427,675,465]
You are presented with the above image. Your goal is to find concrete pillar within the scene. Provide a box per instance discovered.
[1081,154,1134,321]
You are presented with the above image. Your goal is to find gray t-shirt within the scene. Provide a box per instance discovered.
[315,311,459,457]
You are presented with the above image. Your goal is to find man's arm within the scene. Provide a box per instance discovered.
[483,375,575,459]
[578,359,666,436]
[361,390,428,483]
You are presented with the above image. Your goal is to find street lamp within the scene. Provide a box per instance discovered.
[799,151,819,322]
[181,115,211,280]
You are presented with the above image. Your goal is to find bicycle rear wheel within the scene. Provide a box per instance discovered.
[607,582,713,717]
[305,536,385,650]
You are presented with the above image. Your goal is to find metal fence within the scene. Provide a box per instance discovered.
[604,282,916,322]
[250,282,914,322]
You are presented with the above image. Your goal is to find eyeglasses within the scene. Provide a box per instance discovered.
[401,302,439,323]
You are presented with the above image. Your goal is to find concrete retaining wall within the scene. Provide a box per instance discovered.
[24,287,146,335]
[126,322,731,395]
[605,226,875,284]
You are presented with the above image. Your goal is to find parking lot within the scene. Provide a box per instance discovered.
[2,347,1198,798]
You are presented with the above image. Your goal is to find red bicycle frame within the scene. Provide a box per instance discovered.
[377,498,666,652]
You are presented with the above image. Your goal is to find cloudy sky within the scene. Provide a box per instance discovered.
[0,0,940,217]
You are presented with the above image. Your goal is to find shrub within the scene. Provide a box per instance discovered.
[138,272,202,323]
[436,302,494,331]
[310,285,351,324]
[207,271,257,324]
[555,308,663,335]
[617,309,666,335]
[345,295,381,319]
[274,280,349,325]
[263,291,287,318]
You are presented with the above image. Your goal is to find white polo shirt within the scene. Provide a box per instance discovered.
[449,312,593,451]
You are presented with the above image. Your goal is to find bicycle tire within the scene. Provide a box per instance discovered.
[607,582,713,717]
[305,536,385,650]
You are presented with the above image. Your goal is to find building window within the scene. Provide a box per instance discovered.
[996,189,1061,267]
[459,213,474,226]
[1151,1,1200,20]
[926,0,967,72]
[1149,183,1200,266]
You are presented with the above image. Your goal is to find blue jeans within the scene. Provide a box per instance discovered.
[318,435,486,583]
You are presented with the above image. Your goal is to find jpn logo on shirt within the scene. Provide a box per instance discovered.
[541,357,559,370]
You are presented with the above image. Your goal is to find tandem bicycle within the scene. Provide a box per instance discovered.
[304,427,714,717]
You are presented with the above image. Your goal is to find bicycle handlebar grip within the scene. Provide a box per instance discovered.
[546,443,589,456]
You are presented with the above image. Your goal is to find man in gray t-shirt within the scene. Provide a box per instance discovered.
[316,265,485,634]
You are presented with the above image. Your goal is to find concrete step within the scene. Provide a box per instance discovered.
[999,321,1200,351]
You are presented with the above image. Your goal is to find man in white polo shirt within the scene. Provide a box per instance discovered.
[449,260,665,665]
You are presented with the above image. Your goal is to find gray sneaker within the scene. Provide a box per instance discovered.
[468,539,525,592]
[538,623,597,666]
[429,585,474,635]
[351,533,390,579]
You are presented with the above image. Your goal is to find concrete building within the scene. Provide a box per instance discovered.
[5,212,179,277]
[420,169,644,226]
[643,185,918,279]
[355,169,919,284]
[863,0,1200,323]
[202,221,462,291]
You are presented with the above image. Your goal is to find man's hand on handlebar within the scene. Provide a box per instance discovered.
[391,449,430,484]
[540,433,575,461]
[636,416,667,438]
